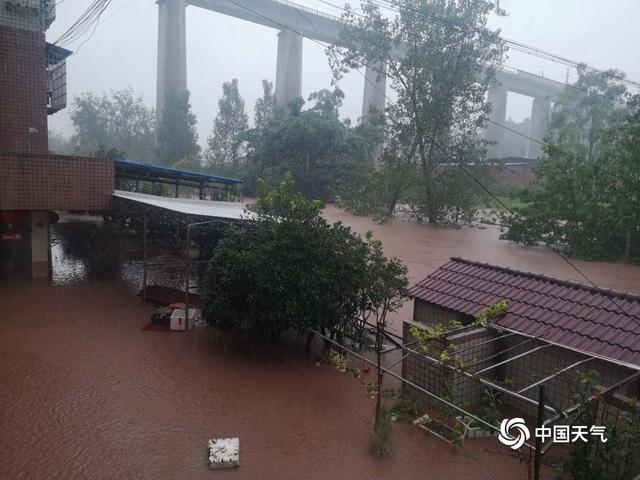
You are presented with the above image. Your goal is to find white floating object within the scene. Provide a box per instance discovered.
[170,308,196,331]
[208,437,240,469]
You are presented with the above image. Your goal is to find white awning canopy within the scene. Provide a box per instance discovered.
[113,190,252,220]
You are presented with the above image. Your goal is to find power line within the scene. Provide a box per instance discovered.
[234,0,640,327]
[54,0,114,47]
[369,0,640,91]
[312,0,636,102]
[100,0,137,25]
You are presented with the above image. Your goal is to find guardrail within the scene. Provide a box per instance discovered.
[273,0,343,22]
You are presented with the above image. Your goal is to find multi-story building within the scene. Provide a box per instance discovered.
[0,0,114,278]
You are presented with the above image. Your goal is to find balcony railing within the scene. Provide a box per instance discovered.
[46,42,71,115]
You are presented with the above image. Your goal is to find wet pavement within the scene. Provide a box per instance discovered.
[4,206,639,479]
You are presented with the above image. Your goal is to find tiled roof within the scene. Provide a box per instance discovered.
[408,258,640,369]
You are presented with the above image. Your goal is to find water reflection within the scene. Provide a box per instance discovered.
[51,219,207,294]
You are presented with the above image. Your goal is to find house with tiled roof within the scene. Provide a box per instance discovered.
[402,257,640,420]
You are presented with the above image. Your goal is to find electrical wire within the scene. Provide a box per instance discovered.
[223,0,640,327]
[312,0,634,103]
[369,0,640,91]
[54,0,114,48]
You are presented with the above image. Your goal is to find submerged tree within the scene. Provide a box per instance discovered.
[364,235,408,427]
[70,87,156,161]
[156,90,200,167]
[206,79,249,175]
[500,74,637,261]
[204,174,365,340]
[328,0,506,224]
[203,173,407,344]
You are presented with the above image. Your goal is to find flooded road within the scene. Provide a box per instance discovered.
[3,206,638,479]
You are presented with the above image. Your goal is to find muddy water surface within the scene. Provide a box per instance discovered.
[3,206,638,479]
[323,205,640,334]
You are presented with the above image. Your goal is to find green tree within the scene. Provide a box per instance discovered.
[173,154,203,172]
[308,88,345,117]
[69,87,156,161]
[206,79,249,175]
[363,234,408,427]
[48,130,76,155]
[500,74,636,261]
[157,90,200,167]
[204,174,363,340]
[254,79,276,130]
[600,94,640,260]
[550,64,627,162]
[243,88,377,201]
[328,0,505,225]
[203,173,407,343]
[93,145,125,160]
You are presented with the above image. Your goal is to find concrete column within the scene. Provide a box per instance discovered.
[484,85,508,158]
[30,211,49,279]
[275,29,303,112]
[525,96,551,158]
[361,61,387,117]
[156,0,187,120]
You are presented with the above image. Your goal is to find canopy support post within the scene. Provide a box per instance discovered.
[185,223,190,330]
[142,215,148,305]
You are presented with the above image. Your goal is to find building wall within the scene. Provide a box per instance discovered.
[0,153,115,211]
[0,25,48,154]
[499,335,636,419]
[404,299,637,421]
[413,299,470,326]
[403,318,498,410]
[492,167,535,186]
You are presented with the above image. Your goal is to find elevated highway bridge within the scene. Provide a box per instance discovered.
[157,0,567,159]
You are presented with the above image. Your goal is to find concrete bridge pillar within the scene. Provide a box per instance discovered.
[275,29,303,112]
[361,61,387,116]
[156,0,187,121]
[525,96,551,158]
[484,84,508,158]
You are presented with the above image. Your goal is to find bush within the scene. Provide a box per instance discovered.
[554,410,640,480]
[203,173,407,341]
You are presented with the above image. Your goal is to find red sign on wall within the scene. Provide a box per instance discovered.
[1,233,23,241]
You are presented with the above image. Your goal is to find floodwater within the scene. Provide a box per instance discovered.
[3,206,639,479]
[323,204,640,334]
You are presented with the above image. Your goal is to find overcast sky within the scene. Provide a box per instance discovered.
[47,0,640,147]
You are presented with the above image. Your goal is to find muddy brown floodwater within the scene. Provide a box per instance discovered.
[322,204,640,335]
[2,206,640,479]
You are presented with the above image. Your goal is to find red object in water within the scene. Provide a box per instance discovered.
[139,285,201,307]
